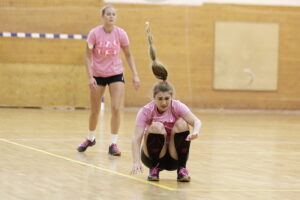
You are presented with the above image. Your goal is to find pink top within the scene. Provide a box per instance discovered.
[87,25,129,77]
[136,100,190,133]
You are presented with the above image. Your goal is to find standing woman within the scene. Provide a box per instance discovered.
[130,23,201,181]
[77,5,140,156]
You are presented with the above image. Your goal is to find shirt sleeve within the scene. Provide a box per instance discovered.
[119,28,129,47]
[173,100,190,118]
[86,28,96,49]
[136,107,149,127]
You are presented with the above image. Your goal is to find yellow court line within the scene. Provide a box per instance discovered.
[2,138,299,193]
[196,152,300,154]
[176,189,300,192]
[0,138,176,191]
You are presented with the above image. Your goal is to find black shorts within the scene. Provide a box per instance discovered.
[94,73,125,86]
[141,149,178,171]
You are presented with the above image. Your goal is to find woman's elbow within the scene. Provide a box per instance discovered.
[195,118,201,126]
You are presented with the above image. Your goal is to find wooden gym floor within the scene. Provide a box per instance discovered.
[0,107,299,200]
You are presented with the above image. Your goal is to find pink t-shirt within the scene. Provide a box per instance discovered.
[136,100,190,133]
[87,25,129,77]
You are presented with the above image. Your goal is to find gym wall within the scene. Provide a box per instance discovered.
[0,1,299,109]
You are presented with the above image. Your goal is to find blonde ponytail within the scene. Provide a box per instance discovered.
[145,22,168,81]
[145,22,174,97]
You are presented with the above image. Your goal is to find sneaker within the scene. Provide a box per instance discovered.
[108,144,121,156]
[77,139,96,152]
[177,167,191,182]
[147,167,160,181]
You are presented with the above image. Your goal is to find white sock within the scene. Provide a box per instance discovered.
[88,130,96,141]
[110,133,118,144]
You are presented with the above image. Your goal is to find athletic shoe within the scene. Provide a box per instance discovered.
[108,144,121,156]
[77,139,96,152]
[177,167,191,182]
[147,167,160,181]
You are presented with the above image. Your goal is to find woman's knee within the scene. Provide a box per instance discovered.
[172,118,189,133]
[90,107,100,117]
[111,105,120,115]
[147,122,166,134]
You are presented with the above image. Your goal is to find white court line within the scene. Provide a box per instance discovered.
[31,33,40,38]
[17,32,26,37]
[73,34,83,39]
[45,33,54,39]
[59,34,68,39]
[3,32,11,37]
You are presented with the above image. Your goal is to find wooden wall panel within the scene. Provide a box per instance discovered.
[121,4,300,109]
[0,38,86,65]
[0,2,300,109]
[0,63,89,107]
[0,5,99,34]
[0,0,99,8]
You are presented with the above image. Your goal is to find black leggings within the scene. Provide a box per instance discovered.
[141,149,178,171]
